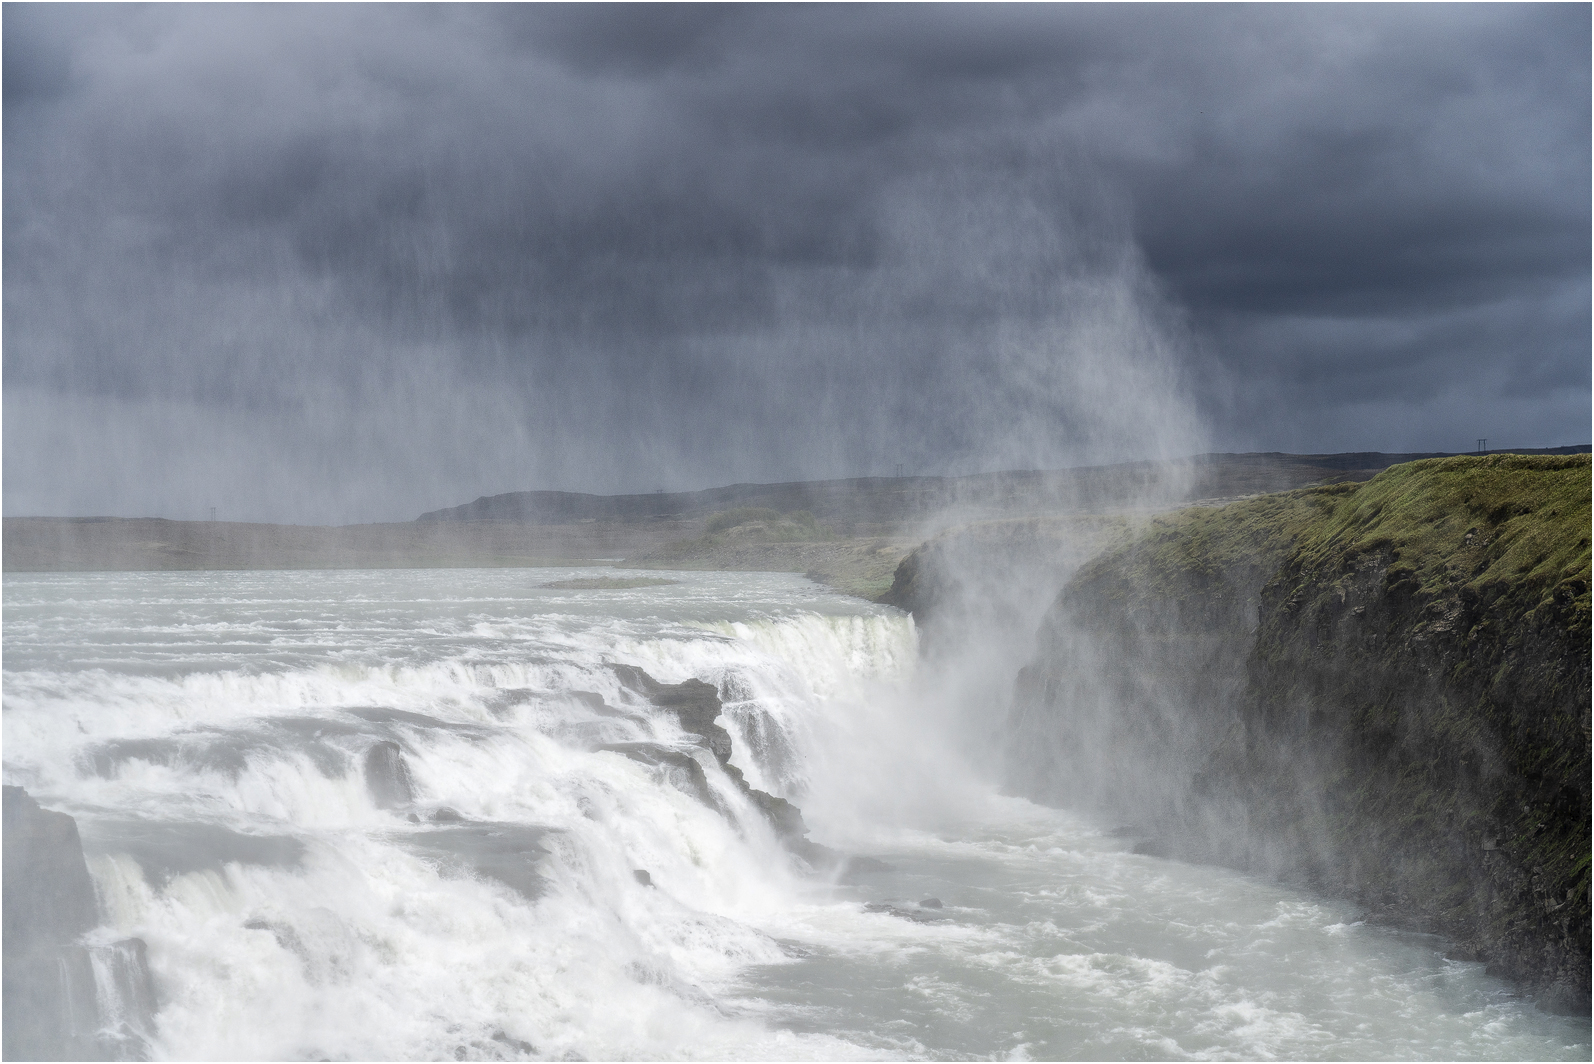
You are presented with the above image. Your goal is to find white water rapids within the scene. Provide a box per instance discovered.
[3,568,1587,1060]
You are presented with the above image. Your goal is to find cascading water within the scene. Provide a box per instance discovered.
[3,568,1587,1060]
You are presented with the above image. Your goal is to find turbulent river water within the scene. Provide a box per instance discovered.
[3,568,1588,1061]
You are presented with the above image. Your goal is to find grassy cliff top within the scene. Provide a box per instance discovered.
[1073,485,1345,602]
[1077,455,1591,625]
[1293,454,1591,621]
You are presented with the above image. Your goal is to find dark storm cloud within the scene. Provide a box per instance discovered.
[3,3,1587,522]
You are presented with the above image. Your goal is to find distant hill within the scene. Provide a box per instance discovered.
[416,448,1592,526]
[9,448,1586,575]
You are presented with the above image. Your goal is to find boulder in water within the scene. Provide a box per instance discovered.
[364,740,416,809]
[863,901,944,924]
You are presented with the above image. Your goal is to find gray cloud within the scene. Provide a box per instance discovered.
[4,3,1587,522]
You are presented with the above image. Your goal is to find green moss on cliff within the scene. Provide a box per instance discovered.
[1074,485,1349,601]
[1288,454,1591,621]
[1076,454,1590,620]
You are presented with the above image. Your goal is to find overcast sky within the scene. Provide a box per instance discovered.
[5,3,1588,523]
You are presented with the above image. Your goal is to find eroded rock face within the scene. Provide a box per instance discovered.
[4,785,102,1061]
[364,740,416,809]
[597,741,725,812]
[610,664,813,848]
[1213,534,1590,1009]
[611,665,734,763]
[3,786,99,950]
[1007,457,1592,1012]
[3,786,159,1059]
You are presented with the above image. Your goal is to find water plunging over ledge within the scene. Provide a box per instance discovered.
[3,568,1586,1060]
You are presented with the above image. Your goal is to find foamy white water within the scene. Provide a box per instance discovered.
[3,568,1587,1060]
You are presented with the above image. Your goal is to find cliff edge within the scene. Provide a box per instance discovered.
[1007,455,1591,1011]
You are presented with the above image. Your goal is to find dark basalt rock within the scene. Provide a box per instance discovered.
[406,806,467,824]
[611,665,733,763]
[610,665,818,852]
[4,785,101,1062]
[3,786,98,950]
[596,742,725,812]
[610,665,905,877]
[863,901,946,923]
[3,786,158,1060]
[733,771,808,839]
[364,740,416,809]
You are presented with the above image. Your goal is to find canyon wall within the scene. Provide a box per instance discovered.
[999,455,1590,1011]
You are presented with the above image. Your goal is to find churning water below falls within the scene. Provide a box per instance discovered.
[3,568,1587,1061]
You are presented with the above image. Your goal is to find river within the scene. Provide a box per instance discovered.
[3,568,1586,1060]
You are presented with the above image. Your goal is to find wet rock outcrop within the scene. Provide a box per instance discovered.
[610,665,813,850]
[1009,456,1591,1011]
[4,786,158,1059]
[612,666,734,763]
[364,739,416,809]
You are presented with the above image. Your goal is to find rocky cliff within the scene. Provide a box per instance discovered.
[4,786,159,1059]
[1006,455,1591,1011]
